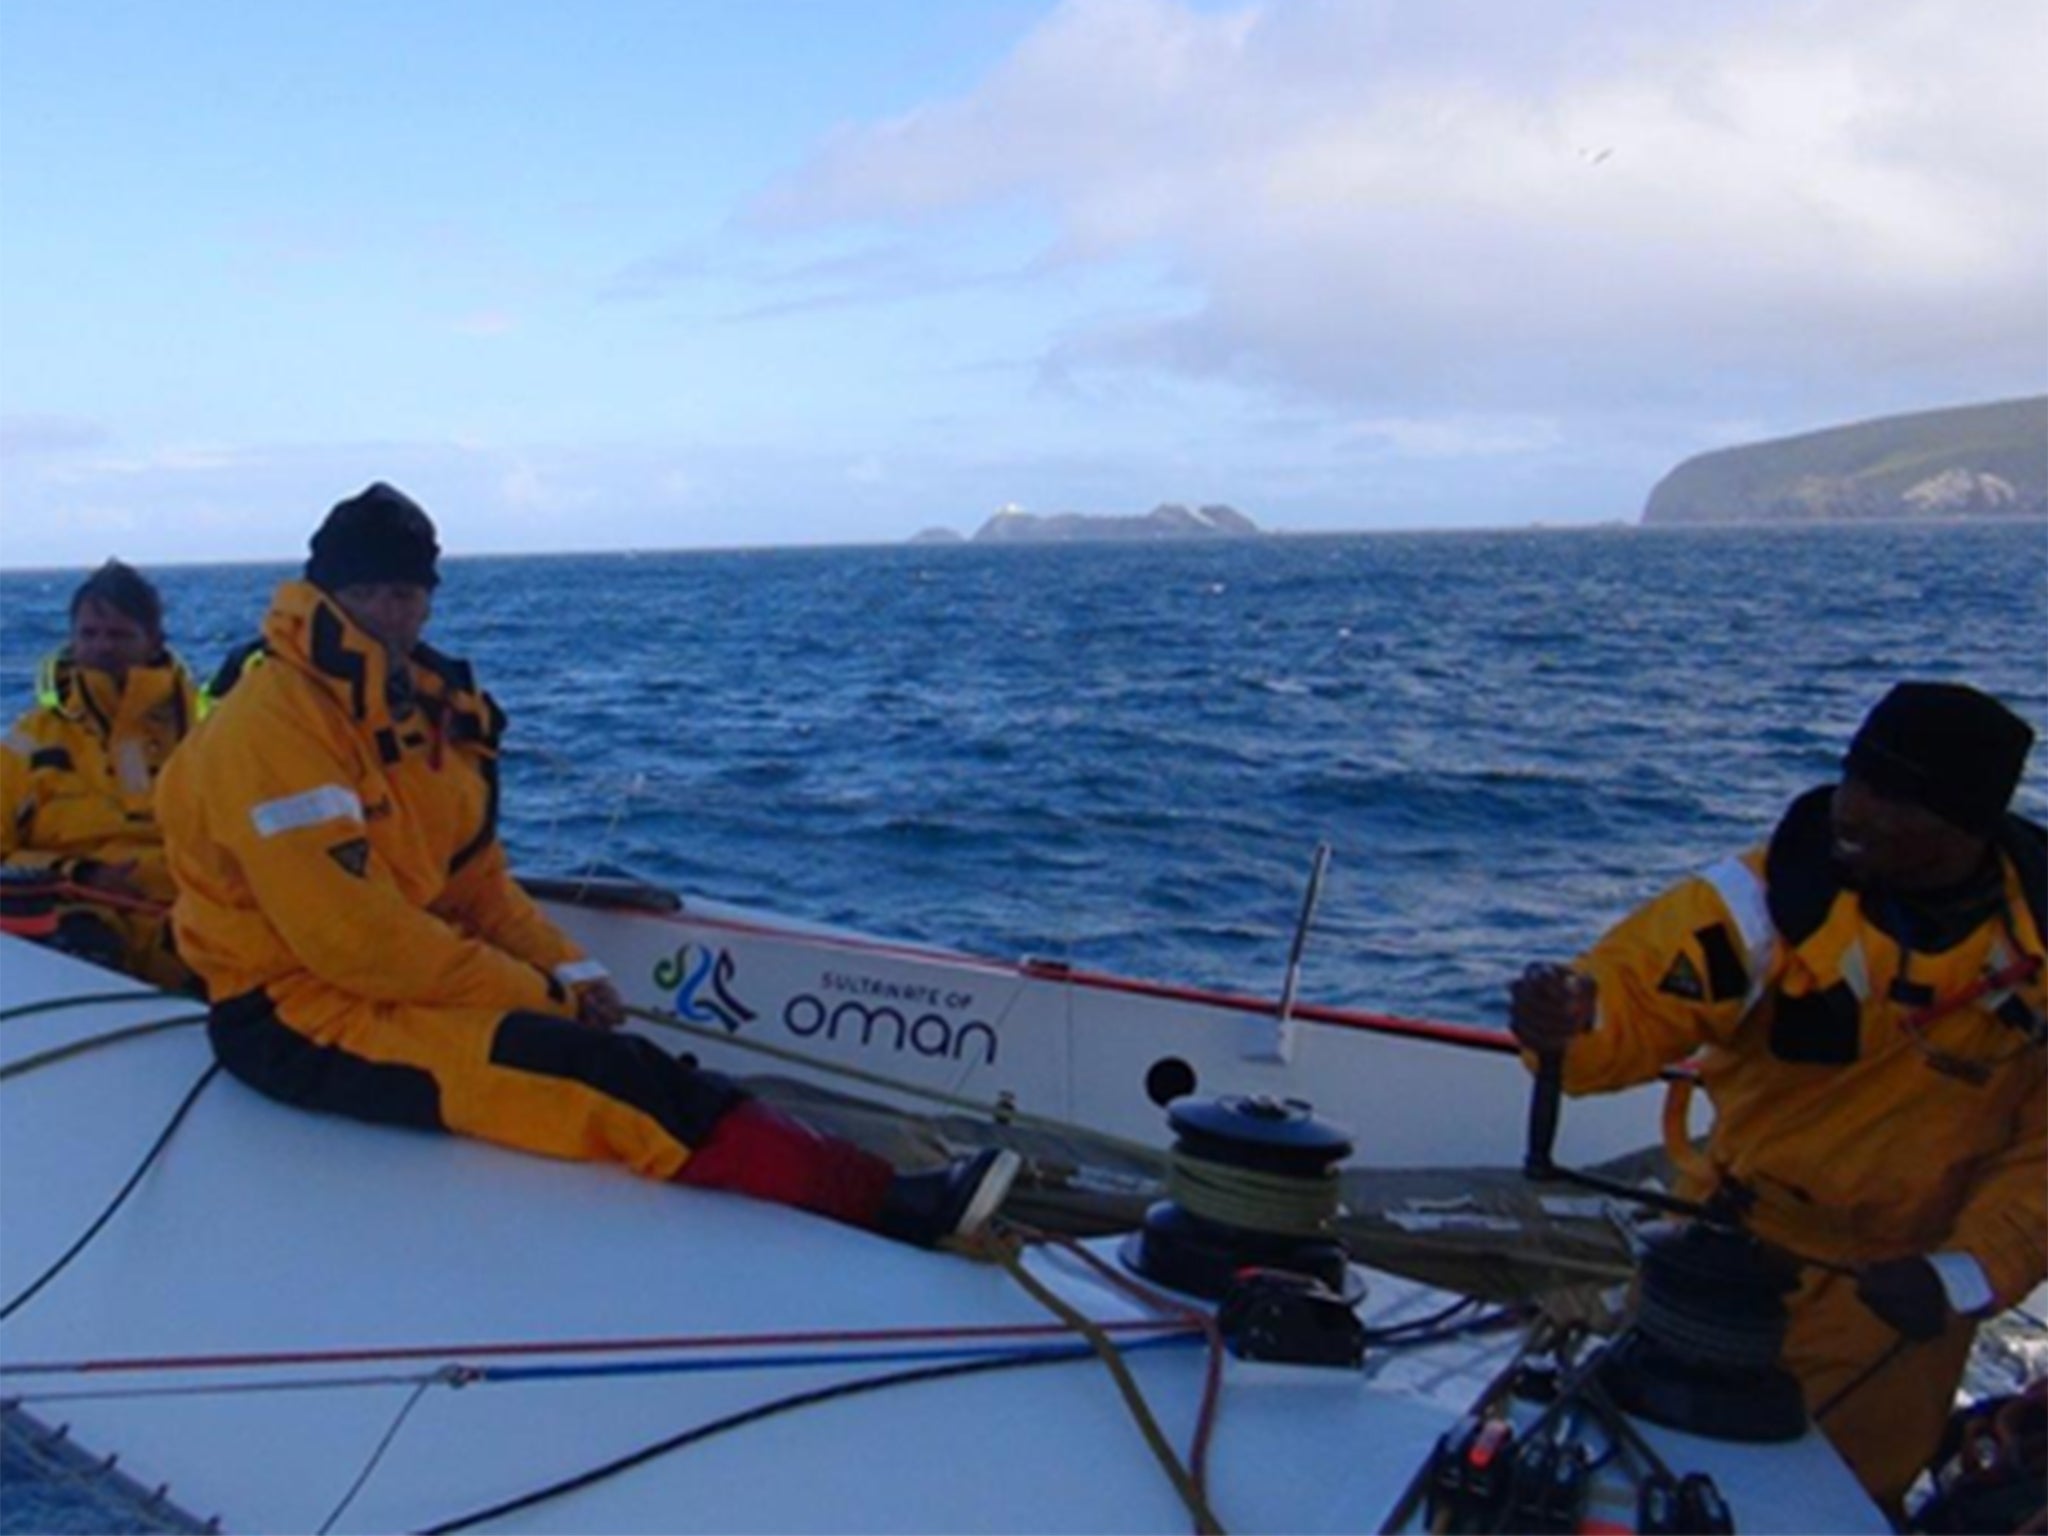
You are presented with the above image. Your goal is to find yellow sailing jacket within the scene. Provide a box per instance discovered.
[1,651,197,901]
[158,582,592,1017]
[1559,787,2047,1308]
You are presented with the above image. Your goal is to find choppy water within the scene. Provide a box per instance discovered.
[2,521,2045,1529]
[3,522,2045,1025]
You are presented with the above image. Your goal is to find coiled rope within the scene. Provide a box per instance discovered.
[1166,1152,1339,1237]
[1632,1281,1785,1374]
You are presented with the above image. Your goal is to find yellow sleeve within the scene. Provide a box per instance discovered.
[434,836,591,981]
[1,728,36,865]
[0,719,64,874]
[1945,1065,2048,1310]
[1562,862,1769,1096]
[209,718,564,1015]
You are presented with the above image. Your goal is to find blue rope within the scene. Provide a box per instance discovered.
[473,1331,1200,1386]
[5,1332,1204,1404]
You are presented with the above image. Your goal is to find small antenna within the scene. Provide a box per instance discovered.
[1260,842,1332,1063]
[1278,841,1331,1023]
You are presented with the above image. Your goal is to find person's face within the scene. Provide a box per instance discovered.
[334,582,433,658]
[1830,775,1987,893]
[70,597,159,681]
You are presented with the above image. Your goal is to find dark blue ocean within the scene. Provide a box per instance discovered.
[3,522,2044,1028]
[2,521,2046,1530]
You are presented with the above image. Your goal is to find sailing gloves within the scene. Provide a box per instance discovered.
[1855,1256,1949,1341]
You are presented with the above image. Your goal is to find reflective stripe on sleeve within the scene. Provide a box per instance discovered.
[553,959,611,986]
[1928,1252,1995,1316]
[250,785,365,839]
[1699,856,1776,1005]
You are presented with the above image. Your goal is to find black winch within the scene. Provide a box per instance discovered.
[1524,1040,1815,1446]
[1122,1094,1357,1302]
[1599,1220,1808,1444]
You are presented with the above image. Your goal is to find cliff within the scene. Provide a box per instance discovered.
[1641,397,2048,526]
[971,503,1259,543]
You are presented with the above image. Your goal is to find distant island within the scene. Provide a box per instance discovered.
[1641,396,2048,526]
[914,502,1261,545]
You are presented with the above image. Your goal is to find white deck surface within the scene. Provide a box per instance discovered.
[0,936,1881,1532]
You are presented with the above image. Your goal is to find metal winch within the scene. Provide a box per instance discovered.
[1598,1220,1808,1443]
[1122,1094,1358,1302]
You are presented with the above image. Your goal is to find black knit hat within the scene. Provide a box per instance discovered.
[1843,682,2035,836]
[305,483,441,591]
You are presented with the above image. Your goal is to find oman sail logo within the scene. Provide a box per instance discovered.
[653,944,756,1035]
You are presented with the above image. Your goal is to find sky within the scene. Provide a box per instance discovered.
[1,0,2044,567]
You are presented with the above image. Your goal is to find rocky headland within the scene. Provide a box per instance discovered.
[967,502,1259,543]
[1642,397,2047,525]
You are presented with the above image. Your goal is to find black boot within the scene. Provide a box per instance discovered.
[875,1148,1021,1248]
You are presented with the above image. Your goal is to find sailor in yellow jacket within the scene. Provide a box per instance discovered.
[1510,681,2045,1515]
[0,560,197,988]
[159,484,1014,1246]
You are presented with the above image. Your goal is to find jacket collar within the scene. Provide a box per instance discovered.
[262,582,498,751]
[37,649,196,738]
[1767,783,2047,951]
[264,581,403,729]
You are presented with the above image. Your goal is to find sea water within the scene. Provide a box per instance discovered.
[3,522,2043,1021]
[0,520,2044,1528]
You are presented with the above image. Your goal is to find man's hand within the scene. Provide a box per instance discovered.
[574,979,626,1031]
[1855,1257,1949,1342]
[1509,963,1596,1053]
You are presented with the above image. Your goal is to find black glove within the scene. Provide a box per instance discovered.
[1854,1257,1949,1342]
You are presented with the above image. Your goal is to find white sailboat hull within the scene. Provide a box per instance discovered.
[544,889,1671,1169]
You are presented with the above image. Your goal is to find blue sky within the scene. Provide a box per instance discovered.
[2,0,2043,566]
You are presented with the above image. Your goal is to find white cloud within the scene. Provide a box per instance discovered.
[41,444,253,483]
[752,0,2048,418]
[1344,415,1563,460]
[0,414,112,458]
[497,460,609,520]
[453,310,518,338]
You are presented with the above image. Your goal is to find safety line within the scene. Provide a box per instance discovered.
[2,1315,1190,1378]
[0,1062,221,1325]
[0,1015,206,1083]
[9,1336,1203,1408]
[13,1313,1514,1406]
[415,1343,1139,1534]
[0,988,180,1025]
[318,1373,438,1536]
[624,1000,1165,1161]
[11,1370,445,1404]
[477,1335,1200,1387]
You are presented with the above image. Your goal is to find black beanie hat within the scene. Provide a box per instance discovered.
[1843,681,2035,836]
[305,483,441,591]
